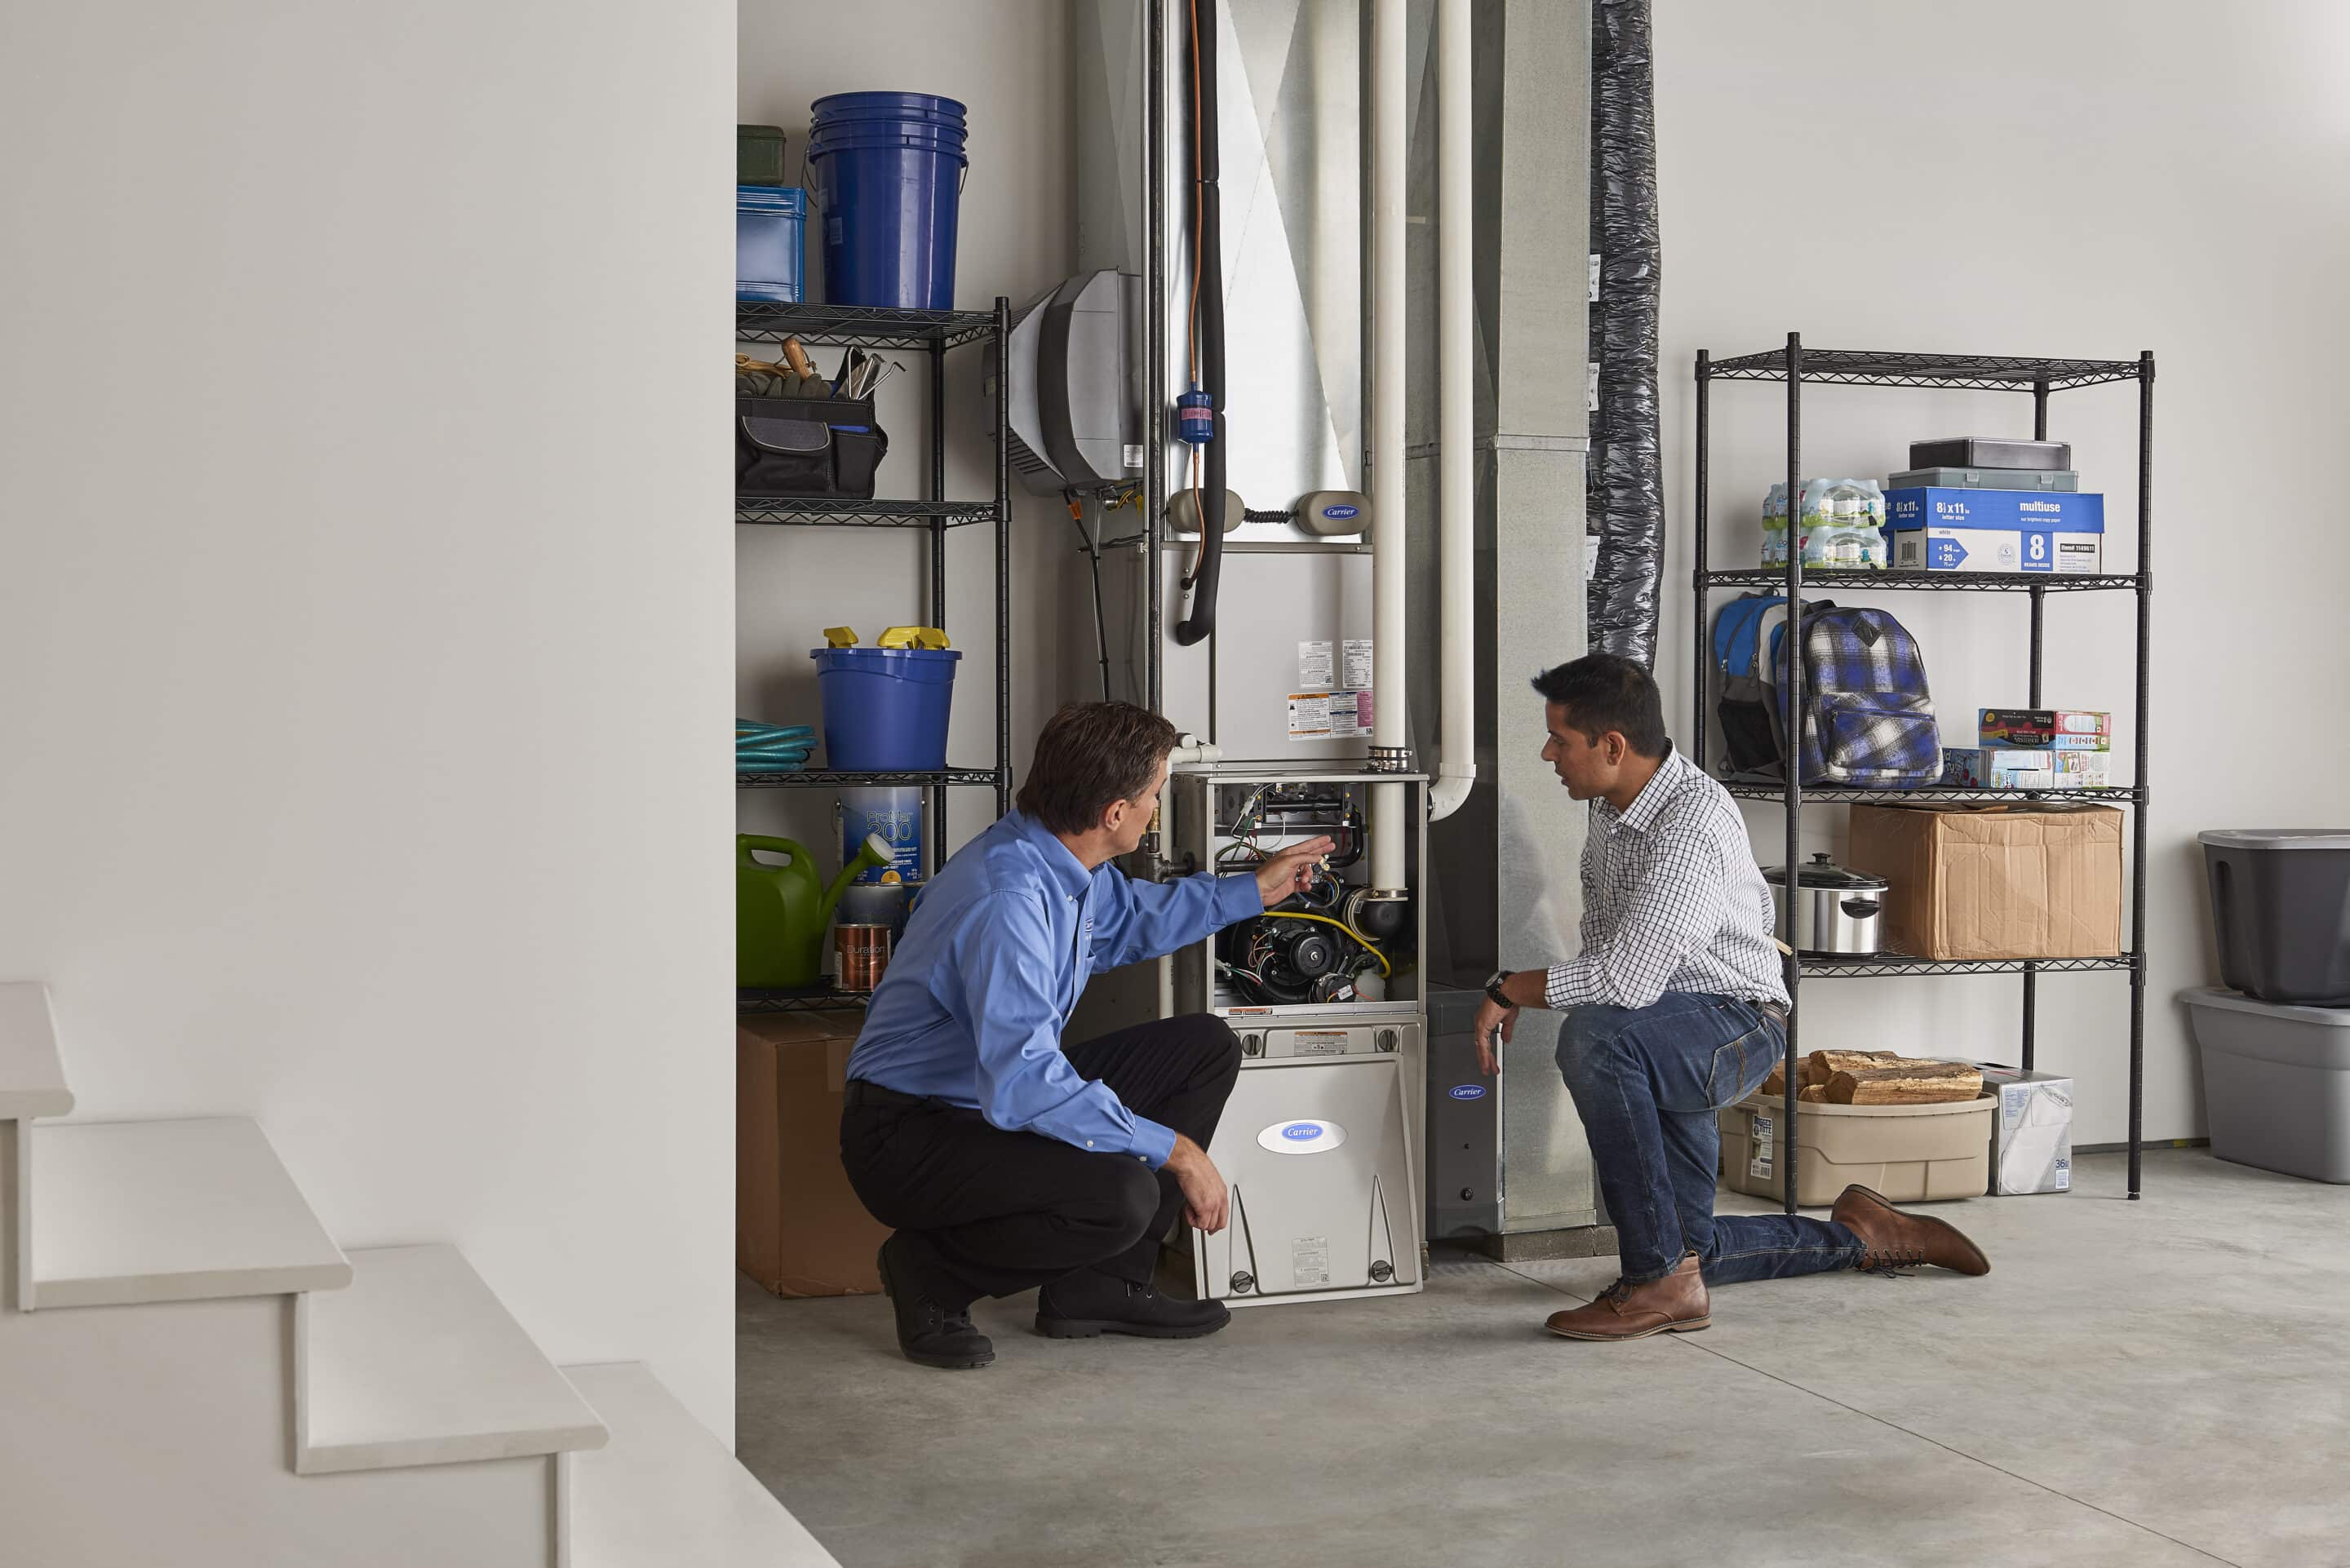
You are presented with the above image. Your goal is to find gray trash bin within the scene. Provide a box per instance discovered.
[2199,830,2350,1004]
[2179,987,2350,1184]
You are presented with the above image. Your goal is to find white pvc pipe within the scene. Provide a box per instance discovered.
[1369,0,1408,893]
[1429,0,1476,823]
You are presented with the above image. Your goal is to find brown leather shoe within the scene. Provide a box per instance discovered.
[1545,1254,1709,1340]
[1831,1185,1991,1276]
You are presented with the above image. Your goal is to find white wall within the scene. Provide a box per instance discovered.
[0,2,738,1429]
[1654,0,2350,1144]
[736,2,1080,870]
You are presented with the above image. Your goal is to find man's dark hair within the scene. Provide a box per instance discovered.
[1016,702,1183,835]
[1530,653,1669,757]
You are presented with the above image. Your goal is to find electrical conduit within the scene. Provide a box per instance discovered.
[1429,0,1476,822]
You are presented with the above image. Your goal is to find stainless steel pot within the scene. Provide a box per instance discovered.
[1761,853,1887,956]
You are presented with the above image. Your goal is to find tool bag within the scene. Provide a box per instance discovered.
[1714,596,1942,788]
[736,393,888,499]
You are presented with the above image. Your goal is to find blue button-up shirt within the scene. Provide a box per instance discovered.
[846,810,1264,1167]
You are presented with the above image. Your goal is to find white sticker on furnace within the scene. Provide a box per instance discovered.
[1292,1235,1331,1288]
[1292,1030,1348,1056]
[1297,640,1335,691]
[1342,639,1374,689]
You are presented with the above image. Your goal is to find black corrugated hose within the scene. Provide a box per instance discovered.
[1175,0,1224,646]
[1586,0,1663,667]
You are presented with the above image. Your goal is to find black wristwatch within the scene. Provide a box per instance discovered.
[1483,970,1517,1008]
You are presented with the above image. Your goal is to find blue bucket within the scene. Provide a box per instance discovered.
[811,645,961,770]
[807,91,969,310]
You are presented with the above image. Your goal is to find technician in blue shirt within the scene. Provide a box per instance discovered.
[841,702,1329,1370]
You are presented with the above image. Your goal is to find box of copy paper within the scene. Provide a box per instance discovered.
[1886,488,2104,574]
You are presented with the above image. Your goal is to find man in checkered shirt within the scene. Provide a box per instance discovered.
[1473,654,1989,1340]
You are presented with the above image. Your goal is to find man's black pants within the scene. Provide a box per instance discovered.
[839,1013,1242,1304]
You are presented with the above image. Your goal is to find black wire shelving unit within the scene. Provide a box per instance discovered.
[1692,334,2154,1206]
[736,299,1015,1015]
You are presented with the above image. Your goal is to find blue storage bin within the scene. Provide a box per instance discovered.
[807,91,968,309]
[811,646,961,770]
[737,185,805,303]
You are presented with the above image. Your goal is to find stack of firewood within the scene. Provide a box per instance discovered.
[1761,1050,1984,1105]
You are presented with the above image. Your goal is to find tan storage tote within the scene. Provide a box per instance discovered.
[1719,1092,1994,1207]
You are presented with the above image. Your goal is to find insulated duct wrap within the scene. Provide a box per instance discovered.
[1585,0,1662,667]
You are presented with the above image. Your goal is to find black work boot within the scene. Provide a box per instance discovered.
[876,1234,995,1370]
[1035,1267,1232,1340]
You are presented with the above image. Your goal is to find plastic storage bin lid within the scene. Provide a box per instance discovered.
[2198,829,2350,850]
[738,184,805,214]
[2181,986,2350,1027]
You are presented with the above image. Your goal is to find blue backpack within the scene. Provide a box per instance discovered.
[1713,594,1943,788]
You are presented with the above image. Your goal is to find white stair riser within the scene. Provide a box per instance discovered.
[0,1292,558,1568]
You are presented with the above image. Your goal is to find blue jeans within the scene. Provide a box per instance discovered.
[1555,992,1863,1287]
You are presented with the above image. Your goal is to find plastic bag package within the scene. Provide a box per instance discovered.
[1762,478,1887,569]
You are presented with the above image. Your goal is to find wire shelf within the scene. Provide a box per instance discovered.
[738,768,1003,790]
[735,303,997,350]
[736,498,995,529]
[1704,569,2139,595]
[1702,348,2145,392]
[1722,779,2141,807]
[1797,952,2138,980]
[738,987,874,1014]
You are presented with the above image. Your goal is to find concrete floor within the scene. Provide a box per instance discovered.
[737,1149,2350,1568]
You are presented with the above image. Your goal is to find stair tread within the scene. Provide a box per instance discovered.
[30,1118,350,1308]
[298,1243,607,1474]
[0,984,73,1120]
[562,1362,839,1567]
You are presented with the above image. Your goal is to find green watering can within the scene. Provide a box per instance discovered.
[738,832,895,988]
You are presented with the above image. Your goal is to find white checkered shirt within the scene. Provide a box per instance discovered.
[1542,742,1791,1012]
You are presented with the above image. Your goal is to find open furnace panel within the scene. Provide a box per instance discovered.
[1169,770,1426,1021]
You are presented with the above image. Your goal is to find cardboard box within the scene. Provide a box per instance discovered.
[1940,747,2112,791]
[1847,804,2124,960]
[738,1008,889,1298]
[1977,708,2111,751]
[1886,487,2104,574]
[1976,1065,2075,1194]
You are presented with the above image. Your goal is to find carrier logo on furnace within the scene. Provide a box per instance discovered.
[1257,1118,1347,1154]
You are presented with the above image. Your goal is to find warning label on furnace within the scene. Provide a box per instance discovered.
[1292,691,1371,739]
[1343,639,1374,689]
[1291,1235,1331,1287]
[1297,641,1335,691]
[1292,1030,1348,1056]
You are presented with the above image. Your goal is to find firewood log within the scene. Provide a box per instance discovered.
[1804,1049,1902,1087]
[1825,1064,1983,1105]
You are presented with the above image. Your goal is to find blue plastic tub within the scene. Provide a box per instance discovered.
[737,184,805,303]
[807,91,968,309]
[811,646,961,770]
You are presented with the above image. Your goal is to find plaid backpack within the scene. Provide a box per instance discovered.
[1712,596,1941,787]
[1788,605,1943,787]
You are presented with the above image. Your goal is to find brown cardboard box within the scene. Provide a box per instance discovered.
[1847,804,2122,961]
[738,1008,889,1298]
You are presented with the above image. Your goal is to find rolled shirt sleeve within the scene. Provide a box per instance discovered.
[946,891,1179,1167]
